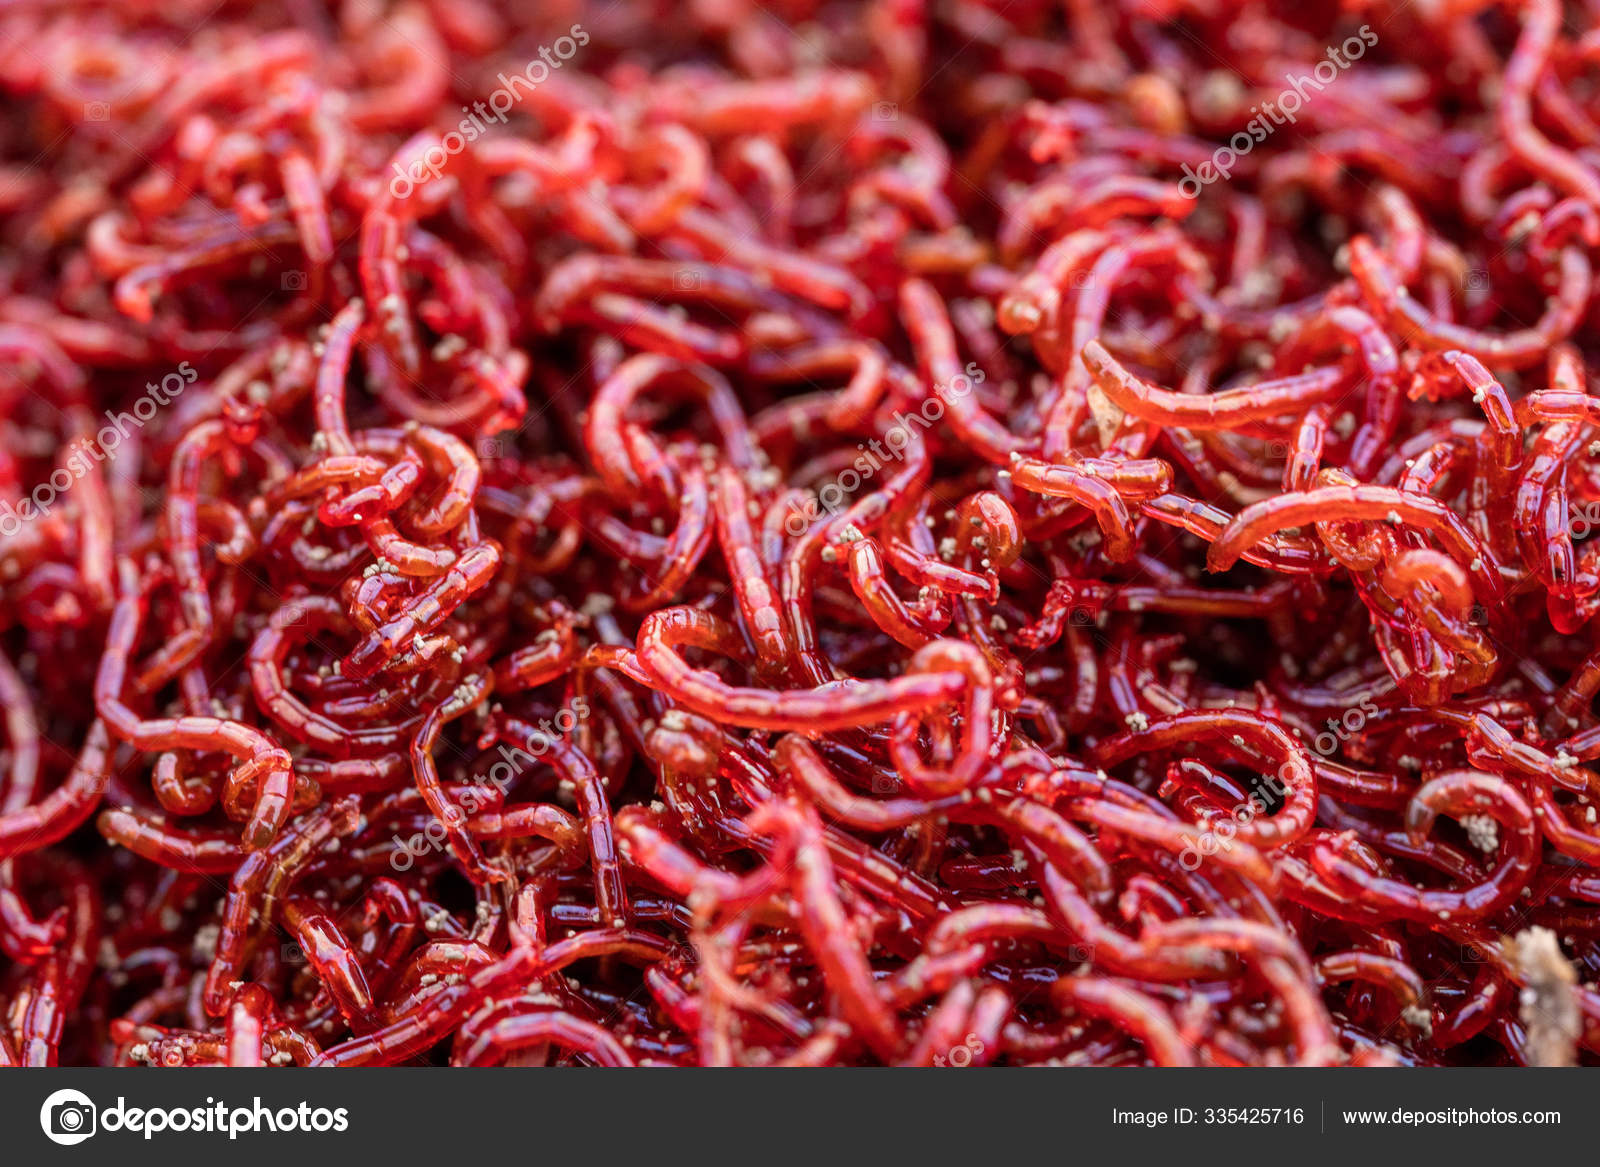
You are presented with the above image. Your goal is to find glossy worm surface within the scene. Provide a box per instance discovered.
[4,0,1600,1068]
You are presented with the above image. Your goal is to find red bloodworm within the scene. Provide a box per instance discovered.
[614,807,784,912]
[98,565,295,850]
[1347,234,1591,368]
[779,432,934,684]
[0,860,64,960]
[455,1005,636,1068]
[1094,708,1315,849]
[295,753,408,795]
[1207,479,1502,609]
[633,607,965,730]
[1313,951,1428,1023]
[997,228,1109,337]
[1006,452,1169,563]
[112,219,303,324]
[713,465,796,672]
[747,339,900,430]
[584,355,755,500]
[1140,491,1329,574]
[248,597,423,756]
[1518,349,1589,617]
[1519,782,1600,866]
[616,124,710,234]
[1548,641,1600,743]
[955,488,1022,578]
[1501,0,1600,210]
[1051,978,1194,1067]
[279,147,332,266]
[726,748,953,921]
[584,292,744,364]
[204,796,364,1016]
[1533,197,1600,260]
[1457,710,1599,798]
[1028,845,1227,982]
[312,299,366,456]
[1430,965,1513,1051]
[774,733,957,829]
[466,804,585,858]
[359,132,453,375]
[1048,231,1208,456]
[847,118,957,231]
[136,416,253,695]
[409,673,503,885]
[402,425,481,538]
[281,897,377,1029]
[96,808,245,873]
[533,253,773,332]
[620,458,714,613]
[226,983,273,1067]
[492,602,582,693]
[312,929,671,1066]
[358,511,461,577]
[887,639,998,796]
[0,647,39,828]
[845,533,949,648]
[1516,387,1600,426]
[671,206,871,318]
[904,981,1003,1067]
[317,451,424,527]
[1310,771,1539,923]
[343,542,500,681]
[1139,918,1337,1066]
[870,513,991,600]
[0,721,112,859]
[17,2,1600,1068]
[498,715,626,926]
[899,277,1017,463]
[744,799,901,1061]
[1081,340,1352,429]
[1380,548,1476,623]
[955,794,1116,907]
[1003,178,1191,263]
[15,856,98,1065]
[1068,797,1277,891]
[1440,351,1519,478]
[1282,307,1399,481]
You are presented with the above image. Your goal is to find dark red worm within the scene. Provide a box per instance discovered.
[4,0,1600,1068]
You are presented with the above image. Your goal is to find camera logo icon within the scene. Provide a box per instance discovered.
[40,1088,97,1146]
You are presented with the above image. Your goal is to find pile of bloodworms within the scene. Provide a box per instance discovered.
[10,0,1600,1069]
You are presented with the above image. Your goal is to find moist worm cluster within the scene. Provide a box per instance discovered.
[3,0,1600,1067]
